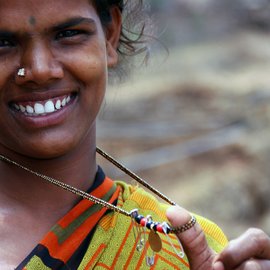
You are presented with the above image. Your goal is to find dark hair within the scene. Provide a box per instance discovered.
[93,0,148,65]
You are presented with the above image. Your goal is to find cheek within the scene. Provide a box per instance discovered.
[58,40,108,82]
[0,57,19,97]
[63,45,108,106]
[0,119,24,155]
[79,53,107,105]
[60,48,108,132]
[80,55,108,92]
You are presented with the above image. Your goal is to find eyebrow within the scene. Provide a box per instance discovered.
[0,17,96,38]
[51,17,96,32]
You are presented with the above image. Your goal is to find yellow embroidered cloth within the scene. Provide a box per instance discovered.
[18,169,228,270]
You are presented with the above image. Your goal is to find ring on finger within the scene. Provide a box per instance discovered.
[171,215,197,234]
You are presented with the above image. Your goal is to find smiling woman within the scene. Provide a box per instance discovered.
[0,0,269,270]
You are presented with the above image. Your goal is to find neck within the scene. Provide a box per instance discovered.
[0,138,97,212]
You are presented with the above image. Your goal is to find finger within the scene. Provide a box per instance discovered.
[215,228,270,269]
[213,261,225,270]
[236,259,270,270]
[214,259,270,270]
[167,206,215,270]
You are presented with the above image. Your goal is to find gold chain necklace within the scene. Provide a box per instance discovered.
[0,147,196,264]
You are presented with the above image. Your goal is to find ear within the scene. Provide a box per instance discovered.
[105,7,122,68]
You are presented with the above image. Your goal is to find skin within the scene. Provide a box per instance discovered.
[0,0,269,269]
[28,16,36,26]
[0,0,121,268]
[167,206,270,270]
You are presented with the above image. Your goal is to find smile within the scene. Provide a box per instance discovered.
[12,94,73,116]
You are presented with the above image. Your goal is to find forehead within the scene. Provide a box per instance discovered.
[0,0,98,29]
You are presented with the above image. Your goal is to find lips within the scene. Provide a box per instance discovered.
[11,94,74,116]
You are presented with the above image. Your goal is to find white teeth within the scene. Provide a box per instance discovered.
[26,105,34,114]
[14,94,72,116]
[19,105,26,113]
[55,100,61,110]
[61,98,67,107]
[34,103,45,114]
[44,100,55,113]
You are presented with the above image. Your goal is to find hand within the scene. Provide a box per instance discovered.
[167,206,270,270]
[213,228,270,270]
[166,206,216,270]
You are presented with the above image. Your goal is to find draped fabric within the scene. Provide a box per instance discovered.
[17,168,228,269]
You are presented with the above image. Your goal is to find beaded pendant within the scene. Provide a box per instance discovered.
[130,209,187,266]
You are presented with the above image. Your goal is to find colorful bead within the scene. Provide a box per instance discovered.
[130,210,174,235]
[156,224,164,233]
[140,218,147,226]
[146,222,153,230]
[152,223,158,232]
[135,215,143,224]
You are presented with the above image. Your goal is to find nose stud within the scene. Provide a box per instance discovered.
[17,68,26,77]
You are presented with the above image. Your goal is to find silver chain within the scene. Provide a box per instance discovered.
[0,147,176,217]
[0,149,197,237]
[96,147,176,206]
[0,154,131,217]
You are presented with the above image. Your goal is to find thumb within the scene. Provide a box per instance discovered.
[167,206,215,270]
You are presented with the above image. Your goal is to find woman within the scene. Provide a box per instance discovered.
[0,0,269,269]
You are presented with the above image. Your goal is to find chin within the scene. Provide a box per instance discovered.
[18,137,80,160]
[23,147,74,160]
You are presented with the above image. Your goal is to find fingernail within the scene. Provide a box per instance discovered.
[166,205,178,215]
[166,206,180,219]
[166,206,192,228]
[166,205,187,216]
[213,261,225,270]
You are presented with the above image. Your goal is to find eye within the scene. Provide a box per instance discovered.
[0,38,14,47]
[56,29,85,40]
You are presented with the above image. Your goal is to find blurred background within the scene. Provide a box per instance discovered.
[97,0,270,239]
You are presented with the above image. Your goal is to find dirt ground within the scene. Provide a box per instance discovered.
[97,29,270,239]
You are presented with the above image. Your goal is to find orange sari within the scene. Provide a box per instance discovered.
[17,167,227,270]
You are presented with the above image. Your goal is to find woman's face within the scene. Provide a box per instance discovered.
[0,0,119,158]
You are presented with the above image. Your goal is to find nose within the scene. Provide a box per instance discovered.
[16,40,64,86]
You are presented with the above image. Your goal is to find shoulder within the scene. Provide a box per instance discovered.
[116,181,228,252]
[81,181,227,269]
